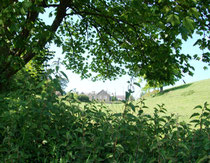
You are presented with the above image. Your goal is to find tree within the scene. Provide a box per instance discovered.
[0,0,209,90]
[139,76,169,93]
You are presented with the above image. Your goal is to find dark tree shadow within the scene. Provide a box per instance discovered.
[157,83,192,96]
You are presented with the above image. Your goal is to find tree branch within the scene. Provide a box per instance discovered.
[2,0,70,84]
[23,0,70,63]
[15,8,39,57]
[68,7,141,30]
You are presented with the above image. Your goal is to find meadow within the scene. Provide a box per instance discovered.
[106,78,210,122]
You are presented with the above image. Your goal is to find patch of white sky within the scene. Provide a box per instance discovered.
[39,7,210,98]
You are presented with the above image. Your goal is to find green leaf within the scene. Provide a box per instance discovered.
[202,112,209,117]
[55,65,59,73]
[197,155,210,163]
[178,143,189,151]
[204,101,208,108]
[23,1,32,8]
[116,144,125,153]
[142,106,149,109]
[189,8,200,19]
[190,119,200,124]
[183,16,195,31]
[203,66,208,70]
[43,124,50,130]
[125,91,130,101]
[106,153,113,159]
[60,71,69,82]
[75,128,83,133]
[180,26,189,41]
[138,110,143,115]
[36,80,45,89]
[167,14,180,26]
[190,112,200,119]
[20,7,26,14]
[194,105,202,109]
[144,114,152,118]
[206,108,210,112]
[163,6,170,14]
[160,110,166,114]
[128,103,136,112]
[134,82,141,88]
[159,118,166,123]
[177,151,187,157]
[0,19,3,25]
[113,113,122,117]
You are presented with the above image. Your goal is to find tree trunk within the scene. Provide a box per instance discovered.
[160,86,163,92]
[0,1,69,92]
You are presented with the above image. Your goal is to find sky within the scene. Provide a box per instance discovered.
[40,7,210,98]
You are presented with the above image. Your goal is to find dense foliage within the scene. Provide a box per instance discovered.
[77,94,90,102]
[0,76,209,162]
[0,0,209,89]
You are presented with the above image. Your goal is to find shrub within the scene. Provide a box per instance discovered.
[0,76,209,162]
[77,94,90,102]
[111,96,117,101]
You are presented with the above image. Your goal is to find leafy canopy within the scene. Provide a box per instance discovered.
[0,0,209,88]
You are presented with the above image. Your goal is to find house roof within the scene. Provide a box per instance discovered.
[97,90,110,96]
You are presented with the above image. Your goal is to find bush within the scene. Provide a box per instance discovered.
[77,94,90,102]
[111,96,117,101]
[0,78,209,162]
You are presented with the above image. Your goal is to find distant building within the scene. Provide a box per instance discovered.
[96,90,111,102]
[87,90,111,102]
[87,90,126,102]
[88,91,96,101]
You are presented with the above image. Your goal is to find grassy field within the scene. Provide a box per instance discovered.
[106,78,210,122]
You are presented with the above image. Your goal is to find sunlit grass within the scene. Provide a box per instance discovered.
[61,79,209,122]
[106,78,210,122]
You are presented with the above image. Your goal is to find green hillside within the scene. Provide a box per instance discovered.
[143,78,210,122]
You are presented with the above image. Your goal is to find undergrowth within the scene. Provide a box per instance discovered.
[0,73,209,162]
